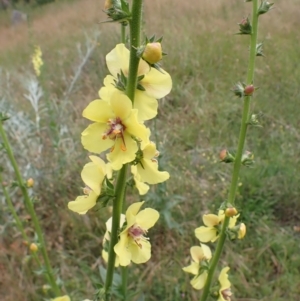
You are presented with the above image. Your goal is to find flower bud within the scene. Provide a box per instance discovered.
[225,207,238,217]
[241,151,254,167]
[42,284,51,294]
[244,84,255,96]
[142,42,163,64]
[104,0,112,10]
[26,178,34,188]
[258,1,274,15]
[232,82,245,98]
[238,17,252,35]
[238,223,246,239]
[219,149,235,163]
[30,243,38,252]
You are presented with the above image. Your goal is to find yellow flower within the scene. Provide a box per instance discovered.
[195,210,238,243]
[114,201,159,266]
[51,296,70,301]
[32,45,43,77]
[81,91,150,170]
[218,267,232,301]
[182,244,212,290]
[131,142,170,185]
[101,44,172,122]
[68,156,106,214]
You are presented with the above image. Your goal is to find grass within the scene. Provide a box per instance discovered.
[0,0,300,300]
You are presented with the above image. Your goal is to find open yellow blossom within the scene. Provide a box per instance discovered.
[218,267,232,301]
[195,210,238,243]
[114,201,159,266]
[182,244,212,290]
[51,296,70,301]
[68,156,106,214]
[131,142,170,186]
[81,91,150,170]
[101,43,172,121]
[102,214,126,267]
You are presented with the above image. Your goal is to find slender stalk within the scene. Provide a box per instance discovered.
[227,0,259,205]
[0,120,60,297]
[104,164,128,300]
[126,0,143,103]
[200,1,259,300]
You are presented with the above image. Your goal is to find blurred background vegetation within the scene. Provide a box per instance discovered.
[0,0,299,300]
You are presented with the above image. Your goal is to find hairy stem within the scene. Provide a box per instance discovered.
[200,1,259,300]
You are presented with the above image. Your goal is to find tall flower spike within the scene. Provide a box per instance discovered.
[131,142,170,186]
[182,244,212,290]
[114,201,159,266]
[99,43,172,122]
[68,156,106,214]
[81,91,150,170]
[195,210,238,243]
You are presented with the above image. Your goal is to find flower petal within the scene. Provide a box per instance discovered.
[82,99,113,122]
[110,92,132,120]
[136,158,169,184]
[203,214,220,227]
[182,261,199,275]
[107,135,138,170]
[129,239,151,264]
[68,192,98,214]
[106,43,130,78]
[200,243,212,260]
[134,90,158,122]
[125,201,144,226]
[191,271,208,290]
[195,226,218,243]
[190,246,205,263]
[81,123,114,154]
[135,208,159,229]
[114,232,132,266]
[81,159,106,195]
[141,67,172,99]
[218,267,231,290]
[123,110,150,146]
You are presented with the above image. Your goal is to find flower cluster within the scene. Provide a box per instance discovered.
[183,208,246,299]
[68,42,172,265]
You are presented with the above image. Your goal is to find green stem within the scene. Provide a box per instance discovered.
[126,0,143,103]
[227,0,259,205]
[200,1,259,300]
[0,120,61,297]
[104,164,128,300]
